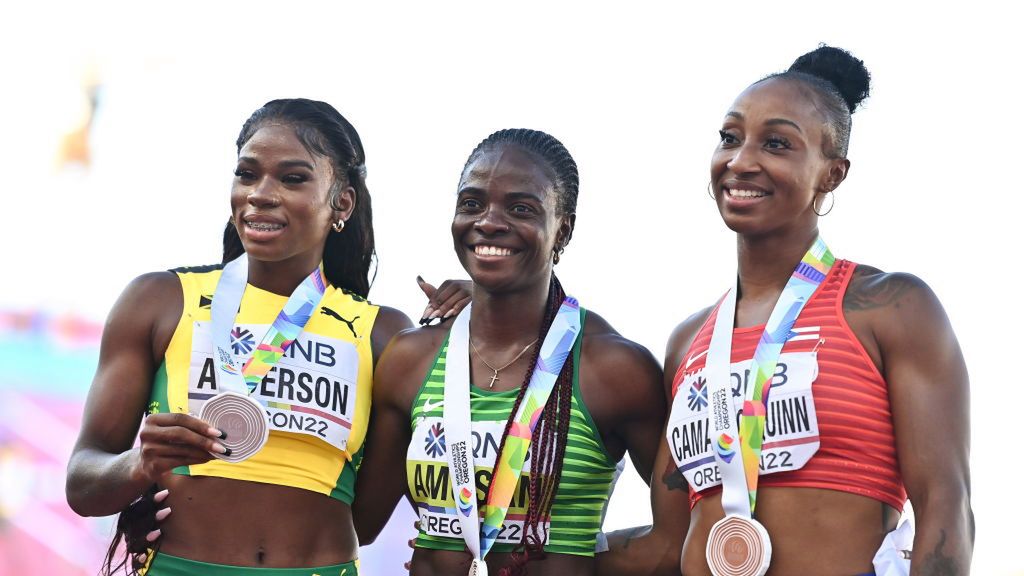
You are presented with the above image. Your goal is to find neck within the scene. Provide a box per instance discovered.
[736,226,819,301]
[469,279,552,346]
[245,252,323,296]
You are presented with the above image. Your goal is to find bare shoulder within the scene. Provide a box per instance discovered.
[371,305,414,340]
[110,271,182,345]
[844,264,942,315]
[373,322,452,410]
[580,310,661,375]
[663,304,716,390]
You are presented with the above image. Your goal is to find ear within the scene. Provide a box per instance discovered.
[555,212,577,250]
[822,158,851,192]
[330,184,357,223]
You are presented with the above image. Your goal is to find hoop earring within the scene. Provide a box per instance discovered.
[813,191,835,217]
[707,182,716,200]
[332,218,346,232]
[553,245,563,265]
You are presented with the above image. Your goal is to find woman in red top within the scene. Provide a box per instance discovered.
[599,46,973,575]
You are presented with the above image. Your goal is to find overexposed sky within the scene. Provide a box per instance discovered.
[2,1,1019,572]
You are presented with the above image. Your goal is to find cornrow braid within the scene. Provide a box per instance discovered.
[461,129,579,216]
[490,275,575,576]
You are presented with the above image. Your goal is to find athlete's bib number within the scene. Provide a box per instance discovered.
[666,351,820,490]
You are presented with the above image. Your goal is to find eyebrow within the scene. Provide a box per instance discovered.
[457,187,545,203]
[725,111,803,133]
[237,157,315,171]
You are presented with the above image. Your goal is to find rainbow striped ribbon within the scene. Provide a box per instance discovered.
[738,237,833,512]
[212,255,327,397]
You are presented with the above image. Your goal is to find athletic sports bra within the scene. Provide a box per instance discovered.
[406,310,618,556]
[148,264,377,504]
[669,260,907,511]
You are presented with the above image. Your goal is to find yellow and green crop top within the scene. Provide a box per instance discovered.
[148,264,378,504]
[406,309,618,556]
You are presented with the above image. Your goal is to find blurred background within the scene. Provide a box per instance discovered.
[1,1,1018,573]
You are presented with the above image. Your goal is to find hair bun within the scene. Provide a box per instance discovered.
[789,45,871,113]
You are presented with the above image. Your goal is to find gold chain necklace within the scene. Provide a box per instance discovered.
[470,337,539,388]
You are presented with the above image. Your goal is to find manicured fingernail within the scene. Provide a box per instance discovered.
[223,448,233,457]
[408,538,415,548]
[154,489,170,503]
[423,306,435,319]
[155,507,172,521]
[145,529,161,542]
[416,275,424,283]
[443,309,455,318]
[419,317,429,325]
[134,552,148,564]
[212,442,227,454]
[207,427,221,437]
[429,309,440,319]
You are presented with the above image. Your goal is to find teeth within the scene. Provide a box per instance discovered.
[246,221,284,231]
[475,245,514,256]
[728,189,767,198]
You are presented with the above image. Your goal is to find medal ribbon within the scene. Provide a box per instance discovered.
[211,255,328,397]
[443,298,581,571]
[707,237,833,517]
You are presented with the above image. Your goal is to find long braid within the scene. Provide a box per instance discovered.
[493,276,576,576]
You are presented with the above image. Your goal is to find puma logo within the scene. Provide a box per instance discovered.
[321,307,360,338]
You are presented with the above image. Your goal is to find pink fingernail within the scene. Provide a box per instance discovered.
[155,507,172,521]
[146,529,161,542]
[212,442,227,454]
[154,489,170,503]
[443,309,455,318]
[207,427,222,437]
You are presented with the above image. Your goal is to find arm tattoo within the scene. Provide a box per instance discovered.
[843,271,913,313]
[919,529,959,576]
[662,466,688,492]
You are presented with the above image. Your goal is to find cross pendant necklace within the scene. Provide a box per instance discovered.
[470,337,539,389]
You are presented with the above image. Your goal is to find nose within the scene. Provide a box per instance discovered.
[725,141,762,176]
[473,204,510,235]
[247,176,280,208]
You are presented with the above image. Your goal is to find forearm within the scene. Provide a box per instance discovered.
[66,446,150,517]
[910,494,974,576]
[598,525,679,576]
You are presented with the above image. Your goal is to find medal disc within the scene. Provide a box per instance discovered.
[706,515,772,576]
[199,392,269,463]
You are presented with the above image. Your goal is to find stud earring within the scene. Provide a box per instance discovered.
[332,219,346,232]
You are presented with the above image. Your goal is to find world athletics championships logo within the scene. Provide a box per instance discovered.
[716,433,736,464]
[231,327,255,355]
[687,377,708,411]
[457,486,474,517]
[424,422,446,458]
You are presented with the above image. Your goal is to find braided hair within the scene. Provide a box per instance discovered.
[224,98,376,297]
[757,45,872,159]
[460,129,578,575]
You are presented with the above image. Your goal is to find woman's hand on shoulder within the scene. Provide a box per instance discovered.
[416,276,472,325]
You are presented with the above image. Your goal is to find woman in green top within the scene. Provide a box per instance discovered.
[353,129,666,575]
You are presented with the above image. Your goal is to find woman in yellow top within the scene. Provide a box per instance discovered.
[66,98,466,575]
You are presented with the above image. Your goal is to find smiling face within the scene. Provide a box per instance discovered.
[711,78,849,237]
[452,144,572,293]
[231,123,346,269]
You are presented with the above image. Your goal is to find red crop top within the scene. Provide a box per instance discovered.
[671,260,907,511]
